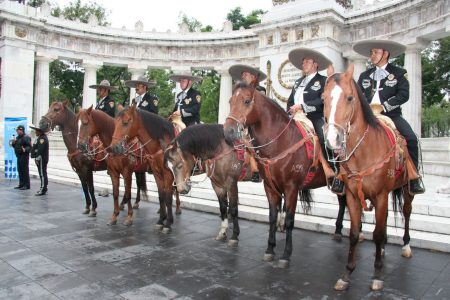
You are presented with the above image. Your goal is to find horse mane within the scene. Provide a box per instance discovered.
[176,124,227,159]
[117,108,175,140]
[330,74,380,129]
[90,109,115,136]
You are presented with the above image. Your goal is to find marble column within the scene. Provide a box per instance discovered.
[127,64,147,105]
[350,57,368,81]
[217,69,232,124]
[404,44,425,136]
[33,54,54,124]
[81,61,102,109]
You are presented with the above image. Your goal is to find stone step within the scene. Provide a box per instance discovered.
[422,148,450,161]
[420,137,450,149]
[423,161,450,177]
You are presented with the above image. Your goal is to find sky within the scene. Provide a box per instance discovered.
[50,0,273,32]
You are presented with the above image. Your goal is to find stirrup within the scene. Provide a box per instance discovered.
[329,177,345,195]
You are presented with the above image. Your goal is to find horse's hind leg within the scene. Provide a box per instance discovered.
[228,181,240,248]
[263,187,281,262]
[123,172,134,226]
[370,193,389,291]
[78,174,91,214]
[107,172,121,226]
[133,172,144,209]
[333,195,346,241]
[402,188,413,258]
[213,184,228,242]
[86,171,97,217]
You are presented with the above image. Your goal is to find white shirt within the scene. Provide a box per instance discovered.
[177,88,190,111]
[372,63,388,105]
[294,72,317,106]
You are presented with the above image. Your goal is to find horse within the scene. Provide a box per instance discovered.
[164,123,253,247]
[110,105,176,233]
[39,101,106,217]
[223,82,338,268]
[322,64,414,291]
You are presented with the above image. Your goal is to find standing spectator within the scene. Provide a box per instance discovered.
[11,125,31,190]
[30,125,49,196]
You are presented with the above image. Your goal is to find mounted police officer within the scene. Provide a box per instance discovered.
[286,48,343,193]
[89,79,117,118]
[228,64,267,182]
[125,75,159,114]
[170,71,202,127]
[353,39,425,194]
[11,125,32,190]
[30,125,49,196]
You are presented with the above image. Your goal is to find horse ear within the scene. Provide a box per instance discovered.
[129,104,136,113]
[62,100,70,107]
[327,64,335,77]
[345,64,355,80]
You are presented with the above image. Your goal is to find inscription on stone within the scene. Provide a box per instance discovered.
[278,59,302,89]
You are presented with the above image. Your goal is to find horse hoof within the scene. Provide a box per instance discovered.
[107,219,117,226]
[175,208,182,215]
[370,279,384,291]
[162,227,171,234]
[332,233,343,242]
[402,244,412,258]
[276,259,290,269]
[215,233,227,242]
[82,209,90,215]
[228,239,239,248]
[154,224,164,230]
[119,205,124,211]
[88,211,97,217]
[263,253,274,262]
[123,220,133,226]
[132,203,139,209]
[358,232,365,242]
[334,279,349,291]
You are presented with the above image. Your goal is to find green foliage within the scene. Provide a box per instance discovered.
[422,102,450,137]
[97,66,130,105]
[148,69,175,117]
[49,60,84,106]
[226,7,265,30]
[178,13,213,33]
[193,70,220,123]
[27,0,46,7]
[57,0,110,25]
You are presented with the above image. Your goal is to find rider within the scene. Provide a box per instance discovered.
[170,71,202,127]
[353,39,425,194]
[124,75,159,115]
[286,48,343,193]
[89,79,117,118]
[228,64,267,182]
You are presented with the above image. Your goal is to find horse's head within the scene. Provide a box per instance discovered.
[111,105,139,154]
[40,100,71,132]
[76,106,96,152]
[164,141,194,194]
[223,82,259,143]
[322,64,357,151]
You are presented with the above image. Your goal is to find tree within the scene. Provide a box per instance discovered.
[178,13,213,32]
[193,70,220,123]
[226,7,266,30]
[49,60,84,105]
[97,65,130,105]
[148,69,175,117]
[56,0,110,25]
[27,0,45,7]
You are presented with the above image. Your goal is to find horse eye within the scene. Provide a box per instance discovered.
[347,96,354,102]
[244,99,252,105]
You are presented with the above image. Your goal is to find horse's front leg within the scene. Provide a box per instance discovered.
[153,173,167,230]
[401,187,413,258]
[227,181,240,248]
[161,168,174,234]
[263,184,282,262]
[334,191,361,291]
[174,188,182,215]
[212,183,228,242]
[123,170,134,226]
[107,170,120,225]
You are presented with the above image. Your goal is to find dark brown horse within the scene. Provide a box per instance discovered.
[224,82,336,268]
[322,65,414,291]
[39,101,106,217]
[110,106,176,233]
[165,124,253,246]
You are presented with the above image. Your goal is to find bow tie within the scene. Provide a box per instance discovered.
[299,76,310,88]
[372,68,390,81]
[178,92,187,101]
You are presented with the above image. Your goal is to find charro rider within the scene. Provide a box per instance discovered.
[228,64,267,182]
[89,79,117,118]
[353,39,425,194]
[125,75,159,115]
[286,47,342,193]
[170,70,202,127]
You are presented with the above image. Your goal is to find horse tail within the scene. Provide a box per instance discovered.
[298,189,313,214]
[391,187,404,216]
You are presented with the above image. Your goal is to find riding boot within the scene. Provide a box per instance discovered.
[35,188,47,196]
[329,177,345,195]
[409,178,425,194]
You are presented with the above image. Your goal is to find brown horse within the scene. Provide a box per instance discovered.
[165,124,253,247]
[322,65,414,291]
[39,101,106,217]
[223,82,337,268]
[110,106,176,233]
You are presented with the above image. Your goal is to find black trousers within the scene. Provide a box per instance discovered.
[36,160,48,191]
[310,117,337,171]
[390,115,419,170]
[17,154,30,188]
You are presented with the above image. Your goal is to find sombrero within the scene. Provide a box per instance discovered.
[29,124,44,131]
[169,71,202,83]
[288,48,332,71]
[89,79,117,91]
[125,75,157,88]
[353,39,406,58]
[228,64,267,82]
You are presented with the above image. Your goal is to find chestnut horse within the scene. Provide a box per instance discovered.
[165,124,253,247]
[39,101,106,216]
[223,82,338,268]
[110,106,176,233]
[322,65,414,291]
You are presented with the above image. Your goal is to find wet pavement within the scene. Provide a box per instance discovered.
[1,177,449,300]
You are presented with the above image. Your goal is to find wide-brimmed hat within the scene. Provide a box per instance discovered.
[125,75,157,88]
[353,39,406,58]
[29,124,43,131]
[288,48,332,71]
[169,71,202,83]
[89,79,117,91]
[228,64,267,82]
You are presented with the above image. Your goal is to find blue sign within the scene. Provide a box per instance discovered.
[4,117,27,179]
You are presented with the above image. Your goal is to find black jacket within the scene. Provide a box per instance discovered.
[13,134,31,157]
[357,63,409,117]
[286,73,326,120]
[31,133,49,163]
[133,92,159,115]
[173,88,201,126]
[96,95,116,118]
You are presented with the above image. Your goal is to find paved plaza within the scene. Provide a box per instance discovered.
[0,177,449,299]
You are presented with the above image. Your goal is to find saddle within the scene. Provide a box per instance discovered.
[168,113,186,134]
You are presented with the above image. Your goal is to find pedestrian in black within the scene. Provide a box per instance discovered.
[30,125,49,196]
[11,125,31,190]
